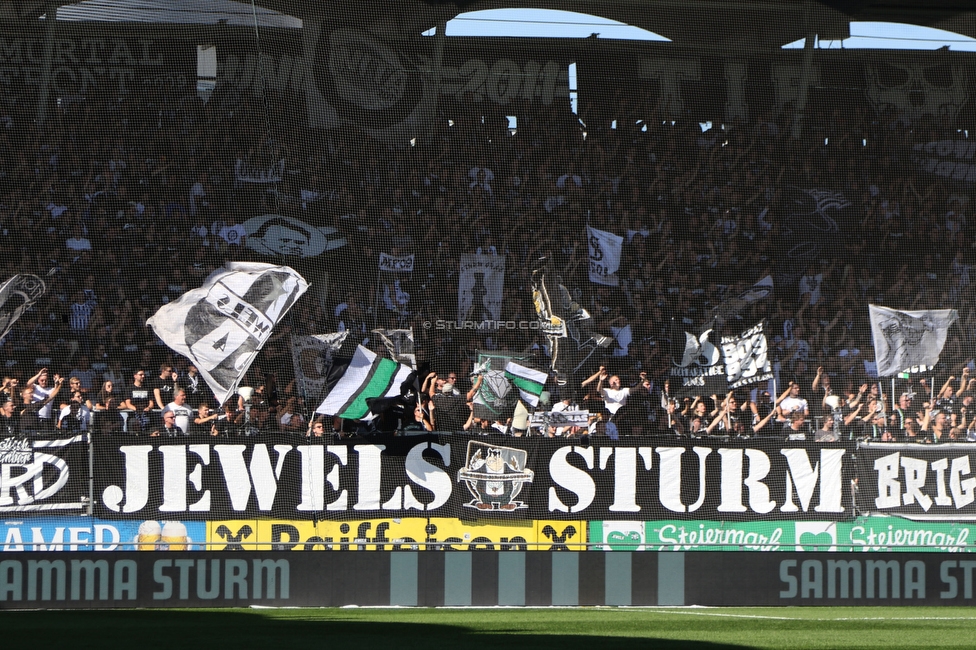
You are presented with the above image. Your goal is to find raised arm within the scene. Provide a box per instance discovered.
[466,375,482,402]
[581,366,607,388]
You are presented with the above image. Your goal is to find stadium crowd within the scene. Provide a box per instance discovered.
[0,78,972,442]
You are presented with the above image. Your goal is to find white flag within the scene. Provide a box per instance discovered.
[147,262,308,405]
[378,253,415,272]
[458,254,505,324]
[869,305,958,377]
[586,226,623,286]
[0,274,46,341]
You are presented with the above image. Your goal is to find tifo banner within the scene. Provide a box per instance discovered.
[868,305,958,377]
[670,327,726,397]
[303,22,438,144]
[235,159,284,184]
[0,518,206,551]
[856,442,976,519]
[206,518,584,551]
[91,436,854,522]
[912,139,976,183]
[458,254,505,324]
[378,253,415,273]
[721,322,773,390]
[670,322,771,396]
[146,262,309,405]
[0,435,88,513]
[244,214,346,258]
[586,226,623,286]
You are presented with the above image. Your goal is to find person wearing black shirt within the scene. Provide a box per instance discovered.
[0,400,17,435]
[191,403,220,436]
[432,381,468,432]
[0,377,19,405]
[212,398,243,437]
[151,364,179,422]
[122,369,154,433]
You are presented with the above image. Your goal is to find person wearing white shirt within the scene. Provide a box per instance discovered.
[776,382,809,421]
[163,389,194,434]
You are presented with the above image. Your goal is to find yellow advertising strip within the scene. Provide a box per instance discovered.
[206,519,585,551]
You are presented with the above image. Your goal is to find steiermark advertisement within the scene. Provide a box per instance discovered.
[589,517,976,552]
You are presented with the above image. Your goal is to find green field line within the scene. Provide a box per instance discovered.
[4,607,976,649]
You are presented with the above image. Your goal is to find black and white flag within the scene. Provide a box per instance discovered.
[869,305,958,377]
[291,332,350,403]
[147,262,308,405]
[303,22,438,146]
[378,253,415,273]
[244,214,346,258]
[711,276,773,327]
[721,322,774,390]
[458,254,505,324]
[235,159,284,184]
[372,328,416,367]
[586,226,623,286]
[669,323,727,397]
[0,274,46,341]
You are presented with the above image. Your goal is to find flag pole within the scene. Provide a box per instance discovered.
[891,377,896,413]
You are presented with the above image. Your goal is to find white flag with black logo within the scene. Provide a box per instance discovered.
[869,305,958,377]
[0,274,46,341]
[458,254,505,324]
[147,262,308,405]
[586,226,623,286]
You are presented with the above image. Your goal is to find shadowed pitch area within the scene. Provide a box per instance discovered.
[4,607,976,648]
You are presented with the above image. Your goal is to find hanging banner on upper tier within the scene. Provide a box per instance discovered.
[91,436,854,522]
[856,443,976,519]
[0,435,88,513]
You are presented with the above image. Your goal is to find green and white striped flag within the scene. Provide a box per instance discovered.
[504,361,547,407]
[315,345,413,419]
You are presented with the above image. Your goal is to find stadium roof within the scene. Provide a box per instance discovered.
[1,0,974,50]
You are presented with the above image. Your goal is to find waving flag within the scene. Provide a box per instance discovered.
[315,345,414,419]
[869,305,958,377]
[0,274,46,341]
[472,353,521,420]
[291,332,351,403]
[147,262,308,405]
[505,361,547,407]
[586,226,623,286]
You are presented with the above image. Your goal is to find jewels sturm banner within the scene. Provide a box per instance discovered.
[91,436,854,522]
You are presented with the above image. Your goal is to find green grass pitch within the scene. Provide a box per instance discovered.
[4,607,976,648]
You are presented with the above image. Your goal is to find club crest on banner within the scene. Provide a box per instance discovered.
[458,440,533,511]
